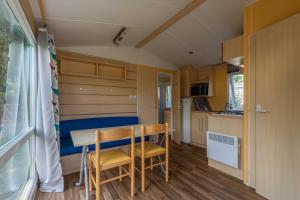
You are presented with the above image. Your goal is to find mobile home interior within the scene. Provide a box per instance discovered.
[0,0,300,200]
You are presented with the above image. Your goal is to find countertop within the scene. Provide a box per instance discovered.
[209,113,243,119]
[192,110,243,119]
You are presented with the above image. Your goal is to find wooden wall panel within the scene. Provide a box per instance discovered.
[59,75,136,88]
[172,70,181,144]
[60,105,137,115]
[137,67,157,124]
[58,51,137,120]
[60,94,136,105]
[60,84,136,96]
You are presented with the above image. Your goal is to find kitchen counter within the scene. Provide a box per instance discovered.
[192,110,244,119]
[210,113,243,119]
[207,114,244,180]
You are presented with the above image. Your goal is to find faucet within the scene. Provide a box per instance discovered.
[224,103,230,113]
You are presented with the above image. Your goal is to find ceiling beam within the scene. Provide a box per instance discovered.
[38,0,47,26]
[135,0,206,48]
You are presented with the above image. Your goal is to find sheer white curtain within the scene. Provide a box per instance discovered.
[0,3,32,197]
[35,29,63,192]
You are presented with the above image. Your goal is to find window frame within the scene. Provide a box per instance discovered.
[0,0,37,199]
[227,71,244,112]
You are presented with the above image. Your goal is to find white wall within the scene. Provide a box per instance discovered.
[58,46,177,70]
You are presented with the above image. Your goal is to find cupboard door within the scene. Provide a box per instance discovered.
[201,114,208,146]
[196,117,202,144]
[222,35,243,65]
[191,113,202,145]
[191,115,198,143]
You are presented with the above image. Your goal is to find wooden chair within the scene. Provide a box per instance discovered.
[135,123,169,192]
[88,127,135,200]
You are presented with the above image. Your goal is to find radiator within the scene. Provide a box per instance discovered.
[206,131,239,168]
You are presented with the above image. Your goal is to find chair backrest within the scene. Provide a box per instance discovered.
[140,123,169,158]
[95,127,135,155]
[97,127,134,142]
[142,123,169,136]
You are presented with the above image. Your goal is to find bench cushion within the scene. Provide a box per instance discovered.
[59,116,140,156]
[60,116,139,139]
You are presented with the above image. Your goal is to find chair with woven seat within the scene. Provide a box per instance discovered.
[135,123,169,192]
[88,127,135,200]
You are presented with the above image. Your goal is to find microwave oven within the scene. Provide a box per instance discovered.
[191,83,209,96]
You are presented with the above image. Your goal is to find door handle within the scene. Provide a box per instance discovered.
[255,105,268,113]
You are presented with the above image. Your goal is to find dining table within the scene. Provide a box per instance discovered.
[70,124,172,200]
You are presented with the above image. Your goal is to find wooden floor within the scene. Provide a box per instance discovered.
[35,143,265,200]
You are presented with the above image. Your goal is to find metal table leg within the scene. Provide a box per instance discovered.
[74,145,88,186]
[83,146,90,200]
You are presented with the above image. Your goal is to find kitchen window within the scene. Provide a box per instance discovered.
[228,71,244,111]
[0,0,37,199]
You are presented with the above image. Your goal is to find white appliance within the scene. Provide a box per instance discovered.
[206,131,239,168]
[180,98,192,143]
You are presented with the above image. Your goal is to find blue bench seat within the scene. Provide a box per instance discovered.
[60,116,140,156]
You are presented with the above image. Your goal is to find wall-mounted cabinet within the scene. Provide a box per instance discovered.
[98,63,126,80]
[61,56,126,80]
[180,66,214,97]
[195,67,214,97]
[61,57,98,78]
[223,35,243,66]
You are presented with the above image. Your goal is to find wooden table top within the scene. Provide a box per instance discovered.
[70,124,173,147]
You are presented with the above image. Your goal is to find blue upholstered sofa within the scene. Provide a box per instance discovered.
[60,116,140,156]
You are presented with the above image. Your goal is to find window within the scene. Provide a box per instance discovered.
[165,85,172,109]
[228,72,244,111]
[0,0,37,199]
[0,141,32,200]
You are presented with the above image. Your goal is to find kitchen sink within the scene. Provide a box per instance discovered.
[215,111,244,116]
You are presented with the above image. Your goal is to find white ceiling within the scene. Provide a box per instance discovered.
[29,0,254,67]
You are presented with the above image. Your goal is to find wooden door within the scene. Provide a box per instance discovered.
[137,67,157,124]
[172,70,181,144]
[253,13,300,200]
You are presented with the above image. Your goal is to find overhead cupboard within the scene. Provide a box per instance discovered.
[222,35,243,66]
[180,65,214,98]
[60,56,127,80]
